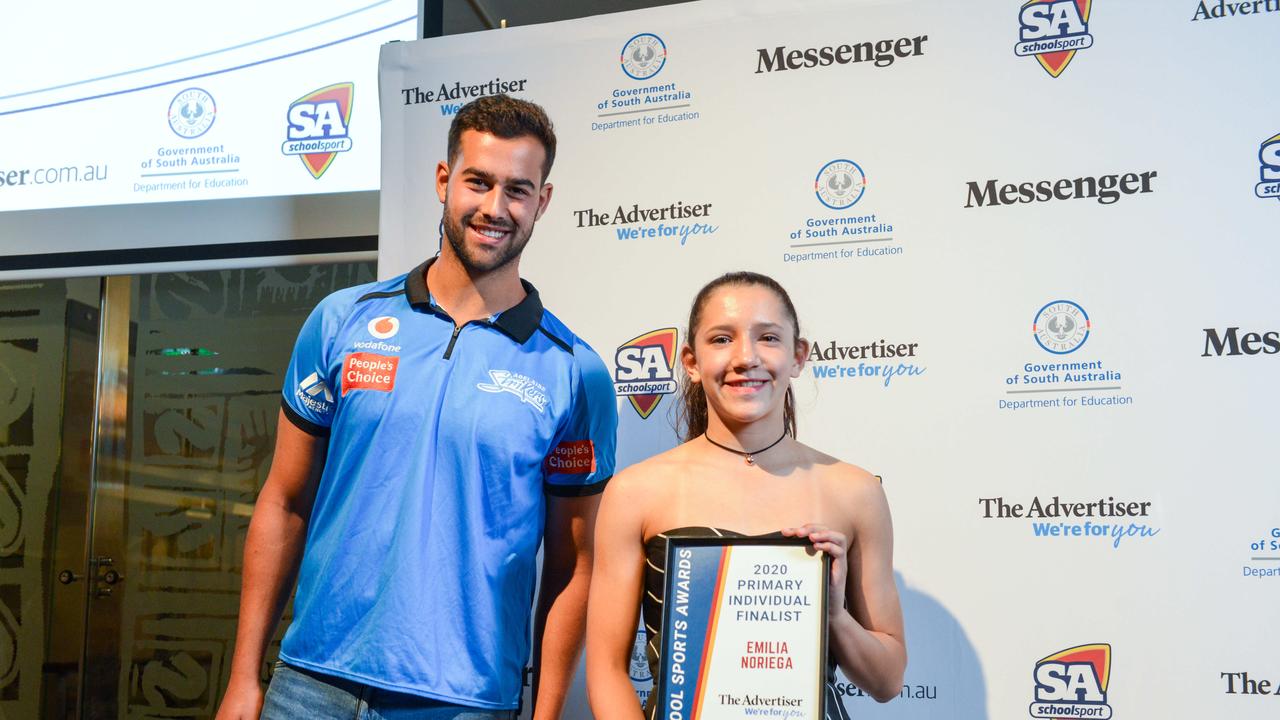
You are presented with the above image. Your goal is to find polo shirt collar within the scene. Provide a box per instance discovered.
[406,257,544,344]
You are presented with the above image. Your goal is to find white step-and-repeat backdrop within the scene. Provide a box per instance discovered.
[377,1,1279,717]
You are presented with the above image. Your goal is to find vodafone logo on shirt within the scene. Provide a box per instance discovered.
[368,316,400,339]
[343,352,398,395]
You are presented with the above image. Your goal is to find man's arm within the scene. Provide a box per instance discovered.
[215,411,326,720]
[530,493,601,720]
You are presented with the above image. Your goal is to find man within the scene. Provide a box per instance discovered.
[216,95,617,720]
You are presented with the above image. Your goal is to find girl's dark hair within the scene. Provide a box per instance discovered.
[677,271,802,442]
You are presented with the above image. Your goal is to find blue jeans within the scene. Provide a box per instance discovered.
[261,663,518,720]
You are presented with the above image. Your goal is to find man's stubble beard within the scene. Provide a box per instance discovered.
[442,204,535,277]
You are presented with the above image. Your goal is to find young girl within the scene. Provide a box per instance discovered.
[586,271,906,719]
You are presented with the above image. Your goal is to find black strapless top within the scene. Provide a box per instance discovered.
[640,527,851,720]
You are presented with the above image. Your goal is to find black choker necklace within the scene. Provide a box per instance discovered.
[704,430,788,466]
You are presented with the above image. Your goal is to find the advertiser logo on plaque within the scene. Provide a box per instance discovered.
[657,537,829,719]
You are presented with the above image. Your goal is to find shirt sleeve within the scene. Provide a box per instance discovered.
[542,340,618,496]
[280,298,341,436]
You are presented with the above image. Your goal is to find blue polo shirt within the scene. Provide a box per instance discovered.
[277,259,617,709]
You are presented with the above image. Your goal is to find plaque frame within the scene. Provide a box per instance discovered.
[654,535,830,720]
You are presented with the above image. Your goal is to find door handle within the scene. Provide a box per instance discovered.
[58,570,83,584]
[92,556,124,597]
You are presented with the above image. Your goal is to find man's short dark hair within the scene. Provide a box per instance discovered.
[446,95,556,182]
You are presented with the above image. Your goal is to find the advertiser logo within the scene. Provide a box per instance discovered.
[1242,526,1280,579]
[1015,0,1094,78]
[1030,644,1112,719]
[544,440,596,475]
[1222,670,1280,695]
[1000,300,1132,412]
[615,329,679,419]
[1034,300,1090,354]
[1193,0,1280,21]
[477,370,549,412]
[283,83,354,179]
[621,33,667,80]
[168,88,216,139]
[296,372,334,414]
[808,338,925,387]
[342,353,398,395]
[785,160,899,264]
[398,77,529,117]
[965,170,1157,208]
[979,496,1159,548]
[367,315,400,340]
[754,35,928,74]
[573,200,717,246]
[1201,327,1279,356]
[1256,133,1280,201]
[593,33,697,133]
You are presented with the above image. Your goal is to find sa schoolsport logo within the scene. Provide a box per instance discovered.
[621,33,667,80]
[283,82,354,179]
[1256,132,1280,201]
[1030,644,1113,719]
[1015,0,1095,78]
[614,328,679,419]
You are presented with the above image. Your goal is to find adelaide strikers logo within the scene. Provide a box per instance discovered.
[1029,644,1112,719]
[367,316,399,340]
[620,33,667,80]
[168,88,216,139]
[1256,132,1280,201]
[282,82,354,179]
[614,328,679,419]
[1015,0,1094,78]
[1033,300,1090,354]
[815,160,867,210]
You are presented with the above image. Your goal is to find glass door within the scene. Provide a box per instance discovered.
[3,262,375,719]
[0,277,101,719]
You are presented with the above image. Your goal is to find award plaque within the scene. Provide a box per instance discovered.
[656,536,829,720]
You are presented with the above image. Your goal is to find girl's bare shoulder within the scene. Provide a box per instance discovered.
[795,444,887,503]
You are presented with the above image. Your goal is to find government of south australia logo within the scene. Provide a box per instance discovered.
[168,88,216,139]
[621,33,667,80]
[1015,0,1094,77]
[283,82,354,179]
[615,328,678,419]
[1030,644,1112,719]
[1033,300,1090,354]
[815,160,867,210]
[630,630,652,682]
[1257,132,1280,201]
